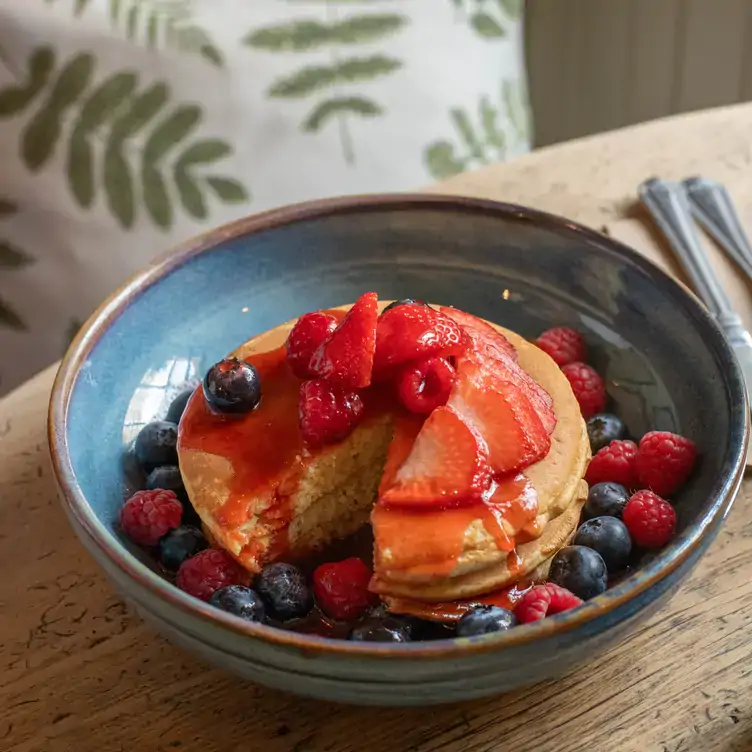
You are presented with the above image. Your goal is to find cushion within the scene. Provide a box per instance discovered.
[0,0,530,393]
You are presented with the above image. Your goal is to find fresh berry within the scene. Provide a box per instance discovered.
[379,405,491,507]
[166,386,197,424]
[439,307,518,362]
[158,525,208,571]
[622,490,676,549]
[584,481,630,519]
[548,545,608,600]
[119,489,182,546]
[349,617,411,643]
[535,326,586,367]
[561,362,606,419]
[635,431,697,497]
[285,311,338,379]
[586,440,638,488]
[134,420,178,472]
[299,379,364,446]
[574,517,632,572]
[456,605,518,637]
[448,353,551,474]
[309,292,378,388]
[203,358,262,414]
[397,356,455,414]
[146,465,187,503]
[383,298,428,313]
[176,548,247,601]
[210,585,266,623]
[313,557,377,621]
[373,304,468,375]
[515,583,583,624]
[255,562,313,621]
[586,413,626,453]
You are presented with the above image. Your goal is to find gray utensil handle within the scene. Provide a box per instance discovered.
[639,178,742,331]
[683,176,752,283]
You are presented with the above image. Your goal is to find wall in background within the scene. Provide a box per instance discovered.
[526,0,752,147]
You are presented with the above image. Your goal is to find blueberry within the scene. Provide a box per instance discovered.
[203,358,261,415]
[166,388,196,424]
[585,482,630,520]
[586,413,626,453]
[134,420,178,471]
[210,585,265,623]
[349,617,411,643]
[255,562,313,621]
[147,465,187,501]
[456,606,518,637]
[548,545,608,600]
[159,525,208,571]
[574,517,632,572]
[382,299,428,313]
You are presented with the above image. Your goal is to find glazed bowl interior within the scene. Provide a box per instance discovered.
[49,195,747,699]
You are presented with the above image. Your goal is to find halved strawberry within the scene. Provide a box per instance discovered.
[373,304,468,376]
[378,411,425,496]
[439,306,518,362]
[309,292,378,388]
[379,405,491,507]
[442,305,556,436]
[448,360,551,474]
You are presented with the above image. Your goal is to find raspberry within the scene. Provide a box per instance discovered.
[586,439,638,488]
[622,490,676,549]
[286,312,338,379]
[561,362,606,418]
[516,583,583,624]
[635,431,697,497]
[535,327,586,367]
[119,489,182,546]
[397,356,456,414]
[176,548,247,601]
[313,557,378,621]
[299,379,364,446]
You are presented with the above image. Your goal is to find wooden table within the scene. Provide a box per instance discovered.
[5,103,752,752]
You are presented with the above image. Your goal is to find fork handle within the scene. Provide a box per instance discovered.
[639,178,742,331]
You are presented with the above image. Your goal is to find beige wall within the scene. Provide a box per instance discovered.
[526,0,752,147]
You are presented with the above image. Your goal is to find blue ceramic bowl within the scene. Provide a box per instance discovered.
[49,194,748,706]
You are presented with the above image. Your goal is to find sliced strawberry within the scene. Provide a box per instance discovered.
[442,306,556,436]
[309,292,378,388]
[373,305,468,375]
[378,411,425,496]
[439,306,518,362]
[448,360,550,474]
[379,405,491,507]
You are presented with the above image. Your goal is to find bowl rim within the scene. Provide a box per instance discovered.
[48,192,749,659]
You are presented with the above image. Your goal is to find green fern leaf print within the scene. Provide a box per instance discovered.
[45,0,223,68]
[0,47,54,116]
[0,203,33,332]
[245,7,408,165]
[498,0,524,19]
[303,96,381,132]
[0,49,248,230]
[424,78,528,180]
[245,14,406,52]
[470,12,506,38]
[503,79,530,141]
[454,0,522,40]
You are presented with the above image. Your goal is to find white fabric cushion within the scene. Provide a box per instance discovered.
[0,0,529,393]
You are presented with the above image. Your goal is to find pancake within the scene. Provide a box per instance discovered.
[177,301,589,604]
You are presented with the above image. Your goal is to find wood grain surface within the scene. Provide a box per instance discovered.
[6,104,752,751]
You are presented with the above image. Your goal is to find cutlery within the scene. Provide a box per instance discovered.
[639,178,752,446]
[683,176,752,284]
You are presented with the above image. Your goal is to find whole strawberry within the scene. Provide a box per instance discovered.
[535,327,586,367]
[622,490,676,549]
[635,431,697,497]
[586,439,639,488]
[561,362,606,418]
[176,548,248,601]
[120,489,182,546]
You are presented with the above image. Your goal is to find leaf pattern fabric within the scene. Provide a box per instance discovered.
[0,0,529,394]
